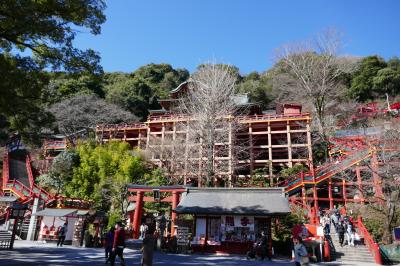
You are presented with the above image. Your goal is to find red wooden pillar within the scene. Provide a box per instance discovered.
[355,165,364,204]
[328,178,333,210]
[342,179,347,207]
[171,191,180,236]
[301,185,306,207]
[371,153,383,200]
[133,191,144,239]
[313,186,318,212]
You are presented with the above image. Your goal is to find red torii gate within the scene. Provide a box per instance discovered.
[127,185,186,239]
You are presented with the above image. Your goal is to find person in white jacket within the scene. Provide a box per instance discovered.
[346,222,355,246]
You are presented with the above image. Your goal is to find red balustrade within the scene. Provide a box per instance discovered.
[237,112,310,121]
[356,216,383,265]
[6,179,32,200]
[2,153,9,189]
[44,140,67,150]
[26,155,34,187]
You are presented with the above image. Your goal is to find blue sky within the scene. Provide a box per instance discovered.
[74,0,400,74]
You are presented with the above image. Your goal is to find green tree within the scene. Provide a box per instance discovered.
[133,63,189,99]
[104,64,189,120]
[43,73,105,105]
[348,56,387,101]
[37,150,79,194]
[372,57,400,97]
[104,73,155,120]
[236,71,274,109]
[0,0,106,73]
[68,141,148,214]
[0,54,54,144]
[0,0,106,141]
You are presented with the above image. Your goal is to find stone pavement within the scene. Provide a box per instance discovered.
[0,240,381,266]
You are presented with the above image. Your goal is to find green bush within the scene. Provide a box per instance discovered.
[107,211,122,231]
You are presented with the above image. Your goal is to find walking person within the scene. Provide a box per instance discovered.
[110,222,126,266]
[140,223,146,239]
[260,230,271,260]
[57,222,68,247]
[331,211,339,233]
[104,227,114,264]
[346,221,355,246]
[337,222,345,247]
[293,236,309,266]
[141,230,155,266]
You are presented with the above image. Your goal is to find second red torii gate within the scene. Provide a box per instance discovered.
[127,184,186,239]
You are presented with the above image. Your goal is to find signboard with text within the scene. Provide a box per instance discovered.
[177,226,189,246]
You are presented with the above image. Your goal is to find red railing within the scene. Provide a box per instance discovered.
[237,112,310,121]
[31,184,52,201]
[96,123,147,130]
[26,155,34,187]
[5,179,32,200]
[283,149,373,194]
[44,140,67,150]
[2,152,9,189]
[148,114,190,121]
[356,216,383,264]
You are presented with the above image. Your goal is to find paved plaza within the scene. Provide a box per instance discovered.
[0,240,382,266]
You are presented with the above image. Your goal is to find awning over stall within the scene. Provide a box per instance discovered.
[0,196,17,203]
[174,187,290,216]
[33,208,78,217]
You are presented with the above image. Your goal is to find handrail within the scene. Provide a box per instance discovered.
[148,114,190,121]
[26,155,34,187]
[2,153,9,189]
[6,179,52,202]
[44,140,67,149]
[6,179,32,199]
[96,123,147,130]
[237,112,310,121]
[32,184,52,200]
[284,149,373,194]
[98,112,311,126]
[357,216,383,264]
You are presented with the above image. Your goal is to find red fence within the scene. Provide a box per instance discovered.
[356,216,383,264]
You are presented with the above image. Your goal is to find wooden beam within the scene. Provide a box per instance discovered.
[128,195,174,202]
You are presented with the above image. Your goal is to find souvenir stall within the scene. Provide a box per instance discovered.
[34,208,82,243]
[175,187,290,254]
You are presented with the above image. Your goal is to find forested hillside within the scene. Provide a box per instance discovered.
[2,56,400,145]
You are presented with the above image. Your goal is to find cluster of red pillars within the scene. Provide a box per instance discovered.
[128,186,185,239]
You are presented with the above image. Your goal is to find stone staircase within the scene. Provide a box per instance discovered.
[0,229,12,249]
[330,232,376,263]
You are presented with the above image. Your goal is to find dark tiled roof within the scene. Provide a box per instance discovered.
[175,187,290,216]
[33,208,78,217]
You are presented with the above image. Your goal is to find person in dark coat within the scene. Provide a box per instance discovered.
[141,231,155,266]
[57,222,68,247]
[337,222,345,247]
[110,222,126,266]
[260,230,271,260]
[104,227,114,264]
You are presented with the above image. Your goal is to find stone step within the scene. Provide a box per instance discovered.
[335,257,376,262]
[335,259,376,263]
[330,232,376,264]
[334,249,371,255]
[335,255,375,260]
